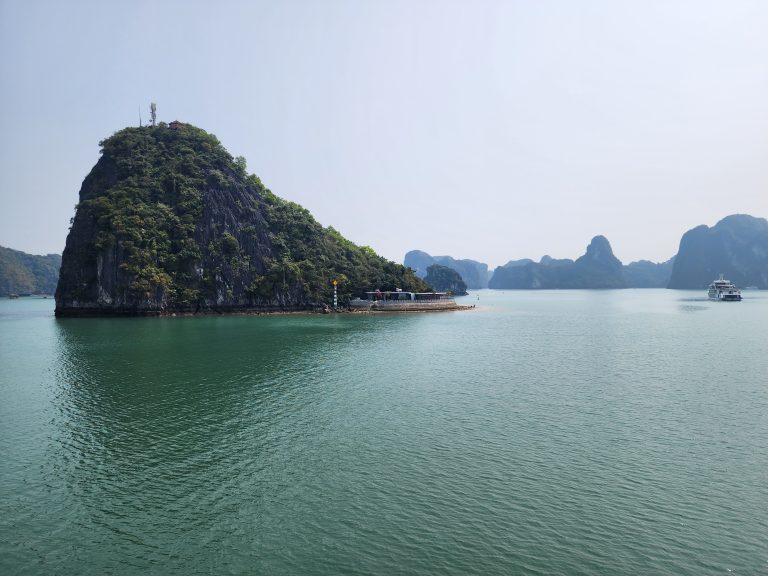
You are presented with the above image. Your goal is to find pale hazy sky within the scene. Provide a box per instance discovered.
[1,0,767,268]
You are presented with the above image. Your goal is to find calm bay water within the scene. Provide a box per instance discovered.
[1,290,766,575]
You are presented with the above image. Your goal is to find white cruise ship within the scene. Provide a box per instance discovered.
[707,275,742,301]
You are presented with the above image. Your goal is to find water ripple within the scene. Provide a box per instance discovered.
[1,293,766,574]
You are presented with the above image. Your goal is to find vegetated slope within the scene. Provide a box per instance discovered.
[424,264,468,295]
[56,123,428,315]
[667,214,768,289]
[0,246,61,296]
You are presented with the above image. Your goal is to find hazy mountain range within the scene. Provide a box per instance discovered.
[403,251,490,289]
[405,214,767,290]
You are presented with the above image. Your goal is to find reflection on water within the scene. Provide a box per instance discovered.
[2,292,768,575]
[678,304,708,312]
[44,314,422,574]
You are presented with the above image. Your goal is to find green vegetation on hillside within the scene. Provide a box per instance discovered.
[424,264,468,295]
[258,189,428,303]
[0,246,61,296]
[58,123,428,312]
[75,124,227,305]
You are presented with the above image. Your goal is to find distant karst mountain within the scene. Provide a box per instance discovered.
[56,123,428,316]
[397,215,765,291]
[489,236,628,289]
[409,239,675,290]
[667,214,768,289]
[404,250,489,289]
[424,264,468,295]
[623,258,675,288]
[0,246,61,296]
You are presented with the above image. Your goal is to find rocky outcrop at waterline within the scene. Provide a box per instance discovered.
[55,123,428,316]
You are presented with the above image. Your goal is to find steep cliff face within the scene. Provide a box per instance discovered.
[56,124,428,316]
[667,214,768,289]
[489,236,626,289]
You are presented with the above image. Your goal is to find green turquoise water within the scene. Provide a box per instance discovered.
[1,290,766,575]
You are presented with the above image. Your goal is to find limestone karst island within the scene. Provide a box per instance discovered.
[55,122,439,316]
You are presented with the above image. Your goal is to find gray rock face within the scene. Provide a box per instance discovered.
[539,255,573,267]
[404,250,489,289]
[667,214,768,289]
[403,250,435,278]
[502,258,535,268]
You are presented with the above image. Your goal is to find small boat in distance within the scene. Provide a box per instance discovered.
[708,275,742,301]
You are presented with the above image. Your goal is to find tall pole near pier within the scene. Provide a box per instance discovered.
[332,279,338,309]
